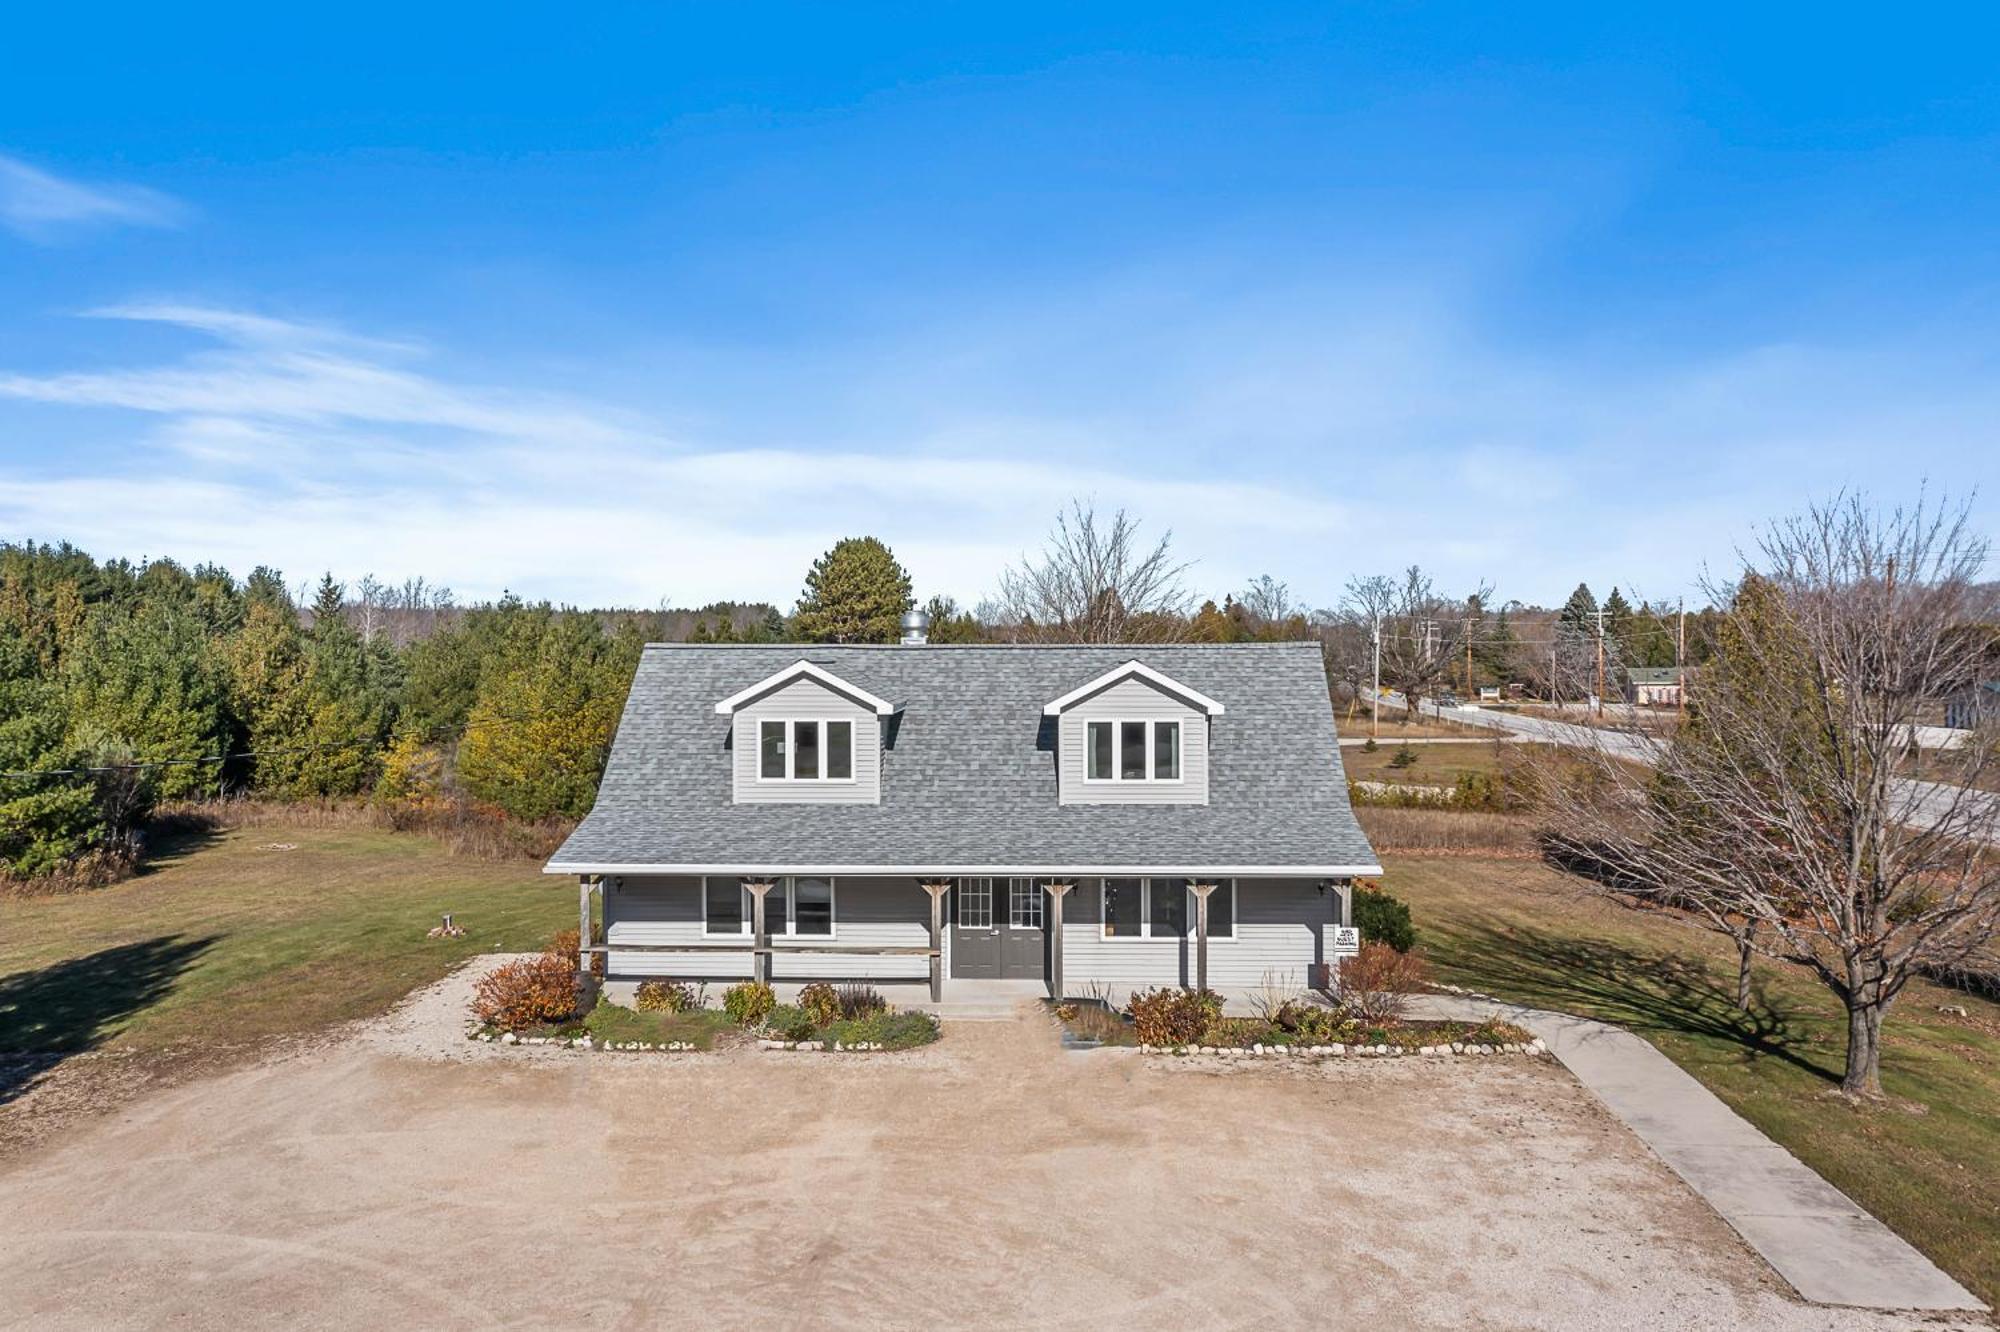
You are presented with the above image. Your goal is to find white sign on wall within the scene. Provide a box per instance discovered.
[1330,926,1362,958]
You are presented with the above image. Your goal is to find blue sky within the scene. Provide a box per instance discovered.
[1,5,1995,611]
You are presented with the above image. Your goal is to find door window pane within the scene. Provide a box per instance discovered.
[1087,721,1112,779]
[760,721,786,778]
[826,720,853,779]
[957,877,992,928]
[1149,877,1187,936]
[705,877,744,934]
[1204,881,1234,939]
[793,720,820,779]
[1154,721,1180,779]
[795,878,833,935]
[1120,721,1147,779]
[1103,878,1142,937]
[1009,878,1043,928]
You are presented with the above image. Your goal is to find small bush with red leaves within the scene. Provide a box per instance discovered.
[473,952,580,1031]
[1338,942,1433,1025]
[1126,987,1223,1046]
[548,927,604,978]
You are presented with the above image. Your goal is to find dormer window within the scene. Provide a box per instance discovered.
[759,719,855,782]
[1085,719,1182,782]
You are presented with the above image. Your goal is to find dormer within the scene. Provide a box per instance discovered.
[714,660,895,805]
[1043,660,1221,806]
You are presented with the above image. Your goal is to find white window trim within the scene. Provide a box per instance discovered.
[1097,877,1235,942]
[700,876,840,940]
[1043,660,1225,716]
[1004,876,1042,931]
[754,718,860,784]
[714,660,896,715]
[1082,718,1185,784]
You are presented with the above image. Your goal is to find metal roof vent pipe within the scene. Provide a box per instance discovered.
[899,609,931,646]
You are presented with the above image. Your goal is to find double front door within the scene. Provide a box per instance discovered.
[949,877,1046,979]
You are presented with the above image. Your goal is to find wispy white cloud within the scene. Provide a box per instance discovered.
[0,153,187,241]
[0,303,1363,606]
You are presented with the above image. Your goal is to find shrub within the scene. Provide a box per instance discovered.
[797,982,841,1027]
[473,952,579,1031]
[547,927,604,978]
[836,983,888,1020]
[635,979,698,1013]
[825,1009,940,1050]
[1339,941,1432,1025]
[722,980,776,1026]
[766,1003,819,1042]
[1289,1005,1361,1044]
[1351,885,1417,953]
[1388,744,1419,769]
[1126,987,1223,1046]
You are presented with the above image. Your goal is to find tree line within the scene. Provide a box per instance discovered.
[0,506,1735,882]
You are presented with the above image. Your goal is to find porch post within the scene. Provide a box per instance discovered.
[575,876,600,1012]
[1190,881,1219,994]
[744,879,775,986]
[1043,880,1074,1002]
[920,880,952,1003]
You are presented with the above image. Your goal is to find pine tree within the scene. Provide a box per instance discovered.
[0,624,102,877]
[792,538,914,643]
[62,602,234,800]
[1559,582,1599,633]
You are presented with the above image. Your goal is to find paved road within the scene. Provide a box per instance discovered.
[1369,692,1998,841]
[1409,993,1986,1312]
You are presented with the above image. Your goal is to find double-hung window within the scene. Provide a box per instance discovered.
[758,719,855,782]
[1084,719,1182,782]
[1099,878,1233,940]
[703,876,838,937]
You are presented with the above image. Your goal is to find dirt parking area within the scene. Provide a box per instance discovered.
[0,966,1967,1332]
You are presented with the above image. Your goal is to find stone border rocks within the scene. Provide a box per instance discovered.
[467,1031,702,1053]
[1139,1038,1548,1059]
[756,1038,891,1052]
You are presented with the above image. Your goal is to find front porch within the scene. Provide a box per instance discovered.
[578,873,1354,1004]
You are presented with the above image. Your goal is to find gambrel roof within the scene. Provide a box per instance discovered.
[547,641,1379,876]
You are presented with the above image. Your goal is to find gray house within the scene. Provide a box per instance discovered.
[546,635,1381,1002]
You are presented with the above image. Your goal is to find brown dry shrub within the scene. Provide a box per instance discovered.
[473,952,579,1031]
[152,797,576,862]
[1126,987,1223,1046]
[635,980,698,1013]
[1354,806,1540,857]
[1338,942,1433,1025]
[797,982,841,1027]
[548,928,604,978]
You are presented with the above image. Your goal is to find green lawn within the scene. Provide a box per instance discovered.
[1387,854,2000,1309]
[0,824,574,1055]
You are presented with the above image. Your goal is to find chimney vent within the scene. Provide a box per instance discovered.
[899,610,931,645]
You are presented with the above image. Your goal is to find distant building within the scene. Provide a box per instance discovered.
[1946,681,2000,730]
[1626,667,1685,707]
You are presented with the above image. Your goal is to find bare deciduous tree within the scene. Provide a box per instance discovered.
[1533,493,2000,1097]
[1334,567,1492,718]
[990,502,1193,642]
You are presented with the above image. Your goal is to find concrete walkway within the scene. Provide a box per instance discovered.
[1408,993,1986,1312]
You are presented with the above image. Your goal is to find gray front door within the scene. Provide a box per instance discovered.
[950,878,1001,978]
[1000,877,1047,980]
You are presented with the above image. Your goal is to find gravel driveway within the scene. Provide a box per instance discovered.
[0,962,1968,1331]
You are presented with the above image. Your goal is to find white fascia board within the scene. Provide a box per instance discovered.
[712,659,897,716]
[546,861,1382,878]
[1041,659,1226,717]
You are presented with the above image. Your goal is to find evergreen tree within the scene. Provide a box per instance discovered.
[1558,582,1599,633]
[920,594,984,644]
[455,613,642,820]
[0,624,102,877]
[792,537,914,643]
[1475,603,1519,683]
[62,602,233,800]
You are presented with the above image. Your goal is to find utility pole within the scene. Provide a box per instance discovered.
[1370,612,1381,743]
[1464,616,1474,699]
[1593,606,1607,718]
[1676,596,1686,719]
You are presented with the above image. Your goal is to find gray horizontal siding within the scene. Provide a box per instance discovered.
[731,676,881,805]
[1057,675,1209,805]
[605,873,927,980]
[1057,877,1336,991]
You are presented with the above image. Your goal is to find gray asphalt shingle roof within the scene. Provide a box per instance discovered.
[546,641,1379,875]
